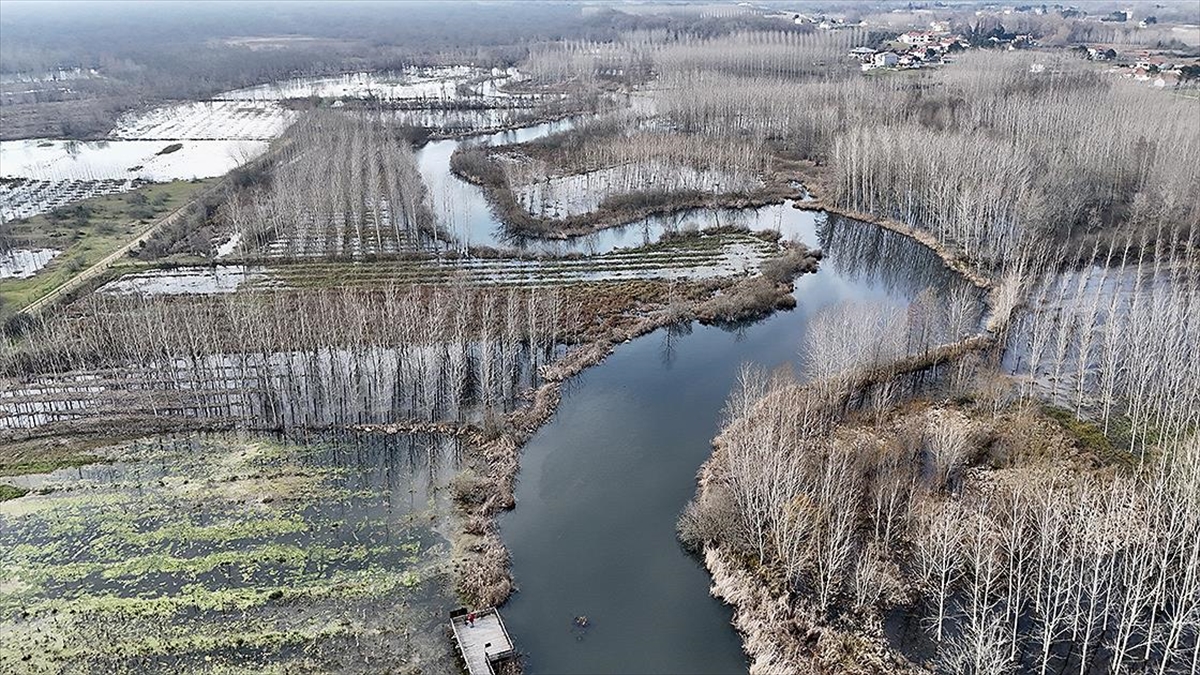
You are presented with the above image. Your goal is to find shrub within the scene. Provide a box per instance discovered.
[677,485,744,554]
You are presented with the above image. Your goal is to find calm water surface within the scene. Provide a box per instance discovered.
[499,212,973,673]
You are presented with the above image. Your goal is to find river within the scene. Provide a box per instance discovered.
[498,215,975,672]
[0,94,981,673]
[411,112,979,673]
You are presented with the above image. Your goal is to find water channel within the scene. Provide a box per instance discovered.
[496,210,975,673]
[1,91,982,672]
[413,112,981,673]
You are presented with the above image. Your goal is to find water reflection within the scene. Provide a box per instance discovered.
[818,212,980,301]
[0,343,554,432]
[500,209,983,674]
[416,118,578,248]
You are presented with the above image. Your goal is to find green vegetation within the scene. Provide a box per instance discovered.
[1040,404,1125,464]
[0,433,460,673]
[1,454,104,476]
[0,484,28,501]
[0,180,211,318]
[0,436,113,476]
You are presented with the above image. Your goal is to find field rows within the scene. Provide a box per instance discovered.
[100,235,778,296]
[110,101,298,140]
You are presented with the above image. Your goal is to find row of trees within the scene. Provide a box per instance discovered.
[831,53,1198,268]
[655,29,864,80]
[521,28,860,87]
[0,285,572,431]
[1009,231,1200,455]
[223,111,437,259]
[522,39,656,87]
[651,49,1199,270]
[687,362,1200,674]
[801,291,980,383]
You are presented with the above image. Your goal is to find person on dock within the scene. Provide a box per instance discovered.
[467,611,476,627]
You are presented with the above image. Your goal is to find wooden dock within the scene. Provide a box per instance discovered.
[449,607,516,675]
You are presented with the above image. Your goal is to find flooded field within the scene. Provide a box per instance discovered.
[0,139,263,219]
[98,265,268,295]
[110,101,297,141]
[0,248,60,279]
[504,161,759,219]
[0,432,463,674]
[1003,259,1196,415]
[0,177,145,221]
[0,139,267,182]
[0,340,552,432]
[100,230,781,294]
[216,66,519,102]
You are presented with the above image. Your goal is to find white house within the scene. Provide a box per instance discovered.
[873,52,899,67]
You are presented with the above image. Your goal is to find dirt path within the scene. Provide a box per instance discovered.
[20,199,198,316]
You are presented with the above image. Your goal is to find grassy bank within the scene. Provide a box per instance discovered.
[0,435,109,476]
[0,180,212,319]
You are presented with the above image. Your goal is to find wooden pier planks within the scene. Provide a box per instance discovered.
[450,607,515,675]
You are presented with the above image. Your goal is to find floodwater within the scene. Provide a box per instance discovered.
[215,66,520,102]
[98,264,267,295]
[0,432,465,672]
[0,138,268,182]
[416,116,828,257]
[499,210,978,674]
[416,118,577,248]
[0,247,59,279]
[0,78,986,673]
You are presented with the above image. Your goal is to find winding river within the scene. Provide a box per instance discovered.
[414,112,977,674]
[499,213,974,673]
[5,96,979,671]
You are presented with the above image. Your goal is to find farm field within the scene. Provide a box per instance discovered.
[215,66,519,102]
[109,101,297,140]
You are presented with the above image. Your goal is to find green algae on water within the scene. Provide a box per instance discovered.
[0,432,464,674]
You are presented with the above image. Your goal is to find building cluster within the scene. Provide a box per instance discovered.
[1073,44,1199,88]
[778,13,866,30]
[1113,53,1196,88]
[853,30,969,72]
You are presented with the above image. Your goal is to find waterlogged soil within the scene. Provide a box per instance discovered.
[0,432,465,674]
[215,66,518,103]
[101,232,780,295]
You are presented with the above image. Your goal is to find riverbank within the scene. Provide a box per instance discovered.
[679,172,1016,672]
[791,169,995,294]
[675,168,1188,672]
[448,246,821,609]
[449,141,805,240]
[689,368,1175,674]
